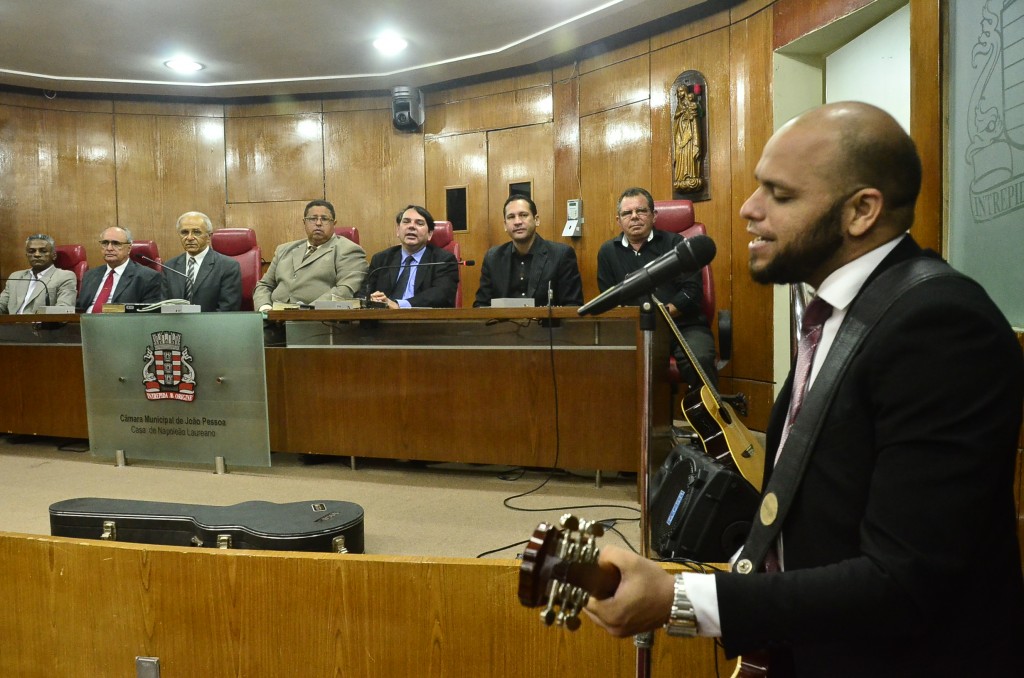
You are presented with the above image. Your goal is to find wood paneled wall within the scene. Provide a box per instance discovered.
[0,0,944,432]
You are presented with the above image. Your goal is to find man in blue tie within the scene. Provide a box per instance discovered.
[360,205,459,308]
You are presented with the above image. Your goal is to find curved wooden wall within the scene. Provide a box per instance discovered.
[0,0,945,433]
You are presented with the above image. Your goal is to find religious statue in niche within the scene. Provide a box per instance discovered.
[671,71,710,201]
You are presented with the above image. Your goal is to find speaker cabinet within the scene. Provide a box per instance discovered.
[649,442,760,562]
[391,86,424,131]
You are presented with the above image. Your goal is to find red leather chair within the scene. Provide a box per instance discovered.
[335,227,360,244]
[54,244,88,291]
[129,240,162,271]
[210,228,261,311]
[653,199,732,378]
[430,220,463,307]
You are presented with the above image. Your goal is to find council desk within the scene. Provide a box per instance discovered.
[0,308,671,473]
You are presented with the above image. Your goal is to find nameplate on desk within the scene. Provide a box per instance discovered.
[34,306,74,315]
[101,304,127,313]
[312,299,362,310]
[491,298,535,308]
[160,304,201,314]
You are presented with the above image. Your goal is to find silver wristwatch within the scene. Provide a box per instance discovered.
[664,573,698,637]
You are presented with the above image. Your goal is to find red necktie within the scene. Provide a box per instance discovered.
[776,296,833,459]
[91,270,115,313]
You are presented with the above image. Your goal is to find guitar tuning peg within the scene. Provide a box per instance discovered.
[559,514,579,530]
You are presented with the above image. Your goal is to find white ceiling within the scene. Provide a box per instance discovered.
[0,0,712,99]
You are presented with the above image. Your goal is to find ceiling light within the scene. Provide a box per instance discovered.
[164,57,205,73]
[373,32,408,56]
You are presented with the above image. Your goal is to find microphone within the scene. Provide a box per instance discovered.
[578,235,716,317]
[361,257,474,306]
[364,258,475,287]
[1,275,52,310]
[137,254,190,280]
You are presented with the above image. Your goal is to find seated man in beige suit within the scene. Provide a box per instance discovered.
[0,234,78,314]
[253,200,368,312]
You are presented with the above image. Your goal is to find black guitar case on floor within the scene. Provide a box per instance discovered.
[49,498,364,554]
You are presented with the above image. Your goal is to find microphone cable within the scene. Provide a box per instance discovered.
[488,280,641,560]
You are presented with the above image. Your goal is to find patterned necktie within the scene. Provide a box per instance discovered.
[302,244,316,261]
[185,257,196,301]
[393,256,413,300]
[777,296,834,459]
[91,269,115,313]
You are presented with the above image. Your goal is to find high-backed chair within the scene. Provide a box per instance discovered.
[129,240,162,271]
[653,200,734,395]
[54,244,88,291]
[210,228,261,311]
[430,220,463,307]
[335,227,360,244]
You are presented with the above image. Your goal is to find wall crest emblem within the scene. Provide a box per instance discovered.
[966,0,1024,221]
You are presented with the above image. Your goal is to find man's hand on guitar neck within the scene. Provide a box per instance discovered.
[583,545,676,638]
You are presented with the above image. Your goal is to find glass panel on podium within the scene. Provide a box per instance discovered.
[82,314,270,467]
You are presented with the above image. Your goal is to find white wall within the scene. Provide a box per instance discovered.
[825,4,911,130]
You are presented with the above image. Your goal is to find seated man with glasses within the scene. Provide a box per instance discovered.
[253,200,368,312]
[596,186,717,390]
[76,226,163,313]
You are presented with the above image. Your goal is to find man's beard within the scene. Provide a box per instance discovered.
[749,198,845,285]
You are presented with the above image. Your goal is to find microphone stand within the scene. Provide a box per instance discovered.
[633,295,658,678]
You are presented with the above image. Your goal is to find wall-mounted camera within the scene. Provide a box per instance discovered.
[391,86,424,131]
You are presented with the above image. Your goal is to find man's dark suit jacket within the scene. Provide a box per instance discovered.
[473,235,583,307]
[715,237,1024,677]
[359,244,458,308]
[162,249,242,312]
[75,260,163,312]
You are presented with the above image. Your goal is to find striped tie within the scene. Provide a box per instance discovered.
[185,257,196,301]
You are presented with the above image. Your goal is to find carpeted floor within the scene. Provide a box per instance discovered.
[0,433,643,559]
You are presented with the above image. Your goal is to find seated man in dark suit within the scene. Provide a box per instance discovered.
[161,211,242,311]
[76,226,162,313]
[360,205,458,308]
[597,186,717,389]
[473,194,583,307]
[253,200,367,312]
[0,233,77,314]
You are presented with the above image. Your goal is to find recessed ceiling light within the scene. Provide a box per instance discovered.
[373,32,408,56]
[164,57,205,73]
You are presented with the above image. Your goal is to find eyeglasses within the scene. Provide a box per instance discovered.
[303,216,335,224]
[618,208,651,219]
[99,240,129,248]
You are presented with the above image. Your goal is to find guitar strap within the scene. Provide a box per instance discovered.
[733,256,963,574]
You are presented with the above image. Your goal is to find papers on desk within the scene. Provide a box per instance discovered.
[491,298,536,308]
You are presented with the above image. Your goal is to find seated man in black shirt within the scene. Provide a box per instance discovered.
[474,194,583,307]
[597,187,717,389]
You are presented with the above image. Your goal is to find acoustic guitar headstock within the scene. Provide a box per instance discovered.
[517,513,620,630]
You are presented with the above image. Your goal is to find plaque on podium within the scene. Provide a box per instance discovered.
[81,314,270,467]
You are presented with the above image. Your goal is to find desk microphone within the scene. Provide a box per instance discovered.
[0,275,52,308]
[366,258,475,278]
[578,234,716,317]
[136,254,189,280]
[363,258,475,294]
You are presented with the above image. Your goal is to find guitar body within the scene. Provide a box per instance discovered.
[681,385,765,491]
